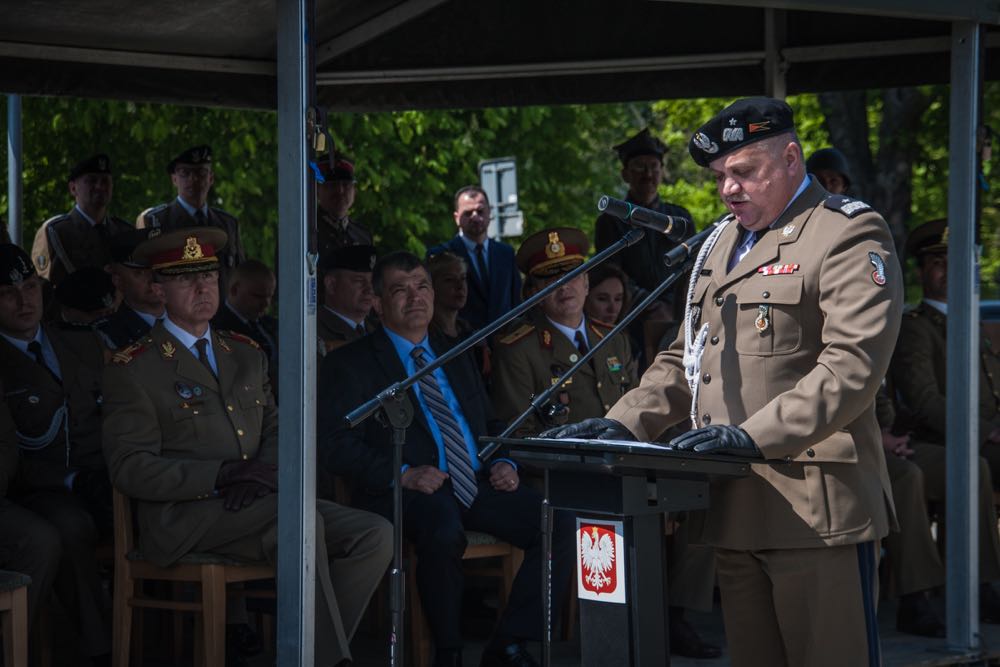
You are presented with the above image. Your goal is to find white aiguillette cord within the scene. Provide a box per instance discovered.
[683,216,733,429]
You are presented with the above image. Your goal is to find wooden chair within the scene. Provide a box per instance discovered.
[111,489,275,667]
[408,532,523,667]
[0,570,29,667]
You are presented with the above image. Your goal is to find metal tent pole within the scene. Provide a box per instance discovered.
[276,0,318,664]
[6,94,22,245]
[945,19,981,654]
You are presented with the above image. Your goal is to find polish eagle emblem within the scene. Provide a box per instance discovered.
[580,526,616,592]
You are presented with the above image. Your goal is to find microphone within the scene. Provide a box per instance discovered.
[663,222,720,267]
[598,195,691,242]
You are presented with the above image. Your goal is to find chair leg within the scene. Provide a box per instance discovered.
[2,587,28,667]
[201,567,226,667]
[112,565,133,667]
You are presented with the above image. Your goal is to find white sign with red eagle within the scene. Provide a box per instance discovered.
[576,518,626,604]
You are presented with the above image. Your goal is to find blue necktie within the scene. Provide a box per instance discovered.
[411,346,478,507]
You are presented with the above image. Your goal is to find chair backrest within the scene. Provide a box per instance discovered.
[112,488,136,562]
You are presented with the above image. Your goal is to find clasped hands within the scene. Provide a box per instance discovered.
[541,419,762,458]
[401,462,519,495]
[215,459,278,511]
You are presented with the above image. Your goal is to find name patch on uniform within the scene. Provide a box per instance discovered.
[606,356,623,373]
[757,263,800,276]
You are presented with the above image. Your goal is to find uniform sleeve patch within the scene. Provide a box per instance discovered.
[824,194,872,218]
[499,324,535,346]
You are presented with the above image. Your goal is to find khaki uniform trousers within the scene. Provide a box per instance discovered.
[192,495,392,666]
[715,542,880,667]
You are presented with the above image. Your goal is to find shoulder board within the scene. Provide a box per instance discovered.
[218,330,260,349]
[112,341,148,365]
[210,208,239,223]
[141,204,169,220]
[589,322,610,339]
[43,212,72,227]
[823,195,872,218]
[499,324,535,346]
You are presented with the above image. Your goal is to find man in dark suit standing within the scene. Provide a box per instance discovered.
[427,186,522,331]
[319,251,573,667]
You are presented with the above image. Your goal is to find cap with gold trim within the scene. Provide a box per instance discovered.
[516,228,589,278]
[134,228,228,275]
[906,219,948,258]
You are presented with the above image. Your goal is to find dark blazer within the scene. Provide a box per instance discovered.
[318,327,503,500]
[427,236,522,331]
[96,303,155,350]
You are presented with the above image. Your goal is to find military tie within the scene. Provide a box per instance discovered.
[474,243,490,290]
[194,338,217,379]
[27,341,60,384]
[411,346,478,507]
[574,330,589,355]
[355,323,366,337]
[194,209,208,226]
[728,228,763,272]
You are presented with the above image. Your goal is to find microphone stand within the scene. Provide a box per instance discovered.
[342,227,645,667]
[477,229,713,667]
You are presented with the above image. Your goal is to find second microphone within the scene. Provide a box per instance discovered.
[598,195,691,242]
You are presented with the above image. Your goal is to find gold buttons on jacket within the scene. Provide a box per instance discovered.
[227,405,234,412]
[237,429,245,437]
[714,296,724,306]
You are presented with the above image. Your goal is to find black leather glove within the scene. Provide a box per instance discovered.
[216,459,278,491]
[220,481,271,512]
[670,425,763,458]
[540,418,637,441]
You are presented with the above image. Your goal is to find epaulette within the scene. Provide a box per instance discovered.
[823,195,872,219]
[499,324,535,346]
[112,340,147,365]
[139,204,170,227]
[589,321,611,339]
[210,207,239,223]
[219,330,260,349]
[42,212,72,227]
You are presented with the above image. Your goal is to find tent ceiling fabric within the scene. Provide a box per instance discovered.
[0,0,996,110]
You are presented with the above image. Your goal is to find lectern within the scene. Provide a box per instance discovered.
[483,437,751,667]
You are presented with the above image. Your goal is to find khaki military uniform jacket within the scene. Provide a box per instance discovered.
[0,325,106,491]
[31,207,132,285]
[607,180,902,551]
[492,310,636,436]
[317,307,371,356]
[891,302,1000,444]
[102,322,276,566]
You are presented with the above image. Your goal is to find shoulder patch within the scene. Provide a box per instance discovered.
[823,194,872,218]
[219,330,260,350]
[499,324,535,346]
[112,341,147,365]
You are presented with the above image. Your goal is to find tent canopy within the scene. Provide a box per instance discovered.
[1,0,997,110]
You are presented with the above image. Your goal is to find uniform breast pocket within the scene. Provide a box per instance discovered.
[735,275,803,356]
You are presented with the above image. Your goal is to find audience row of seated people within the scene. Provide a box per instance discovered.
[0,130,997,667]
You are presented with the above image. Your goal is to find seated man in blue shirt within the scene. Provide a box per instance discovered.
[319,251,574,667]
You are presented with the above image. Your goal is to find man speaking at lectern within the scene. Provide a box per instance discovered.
[544,97,902,667]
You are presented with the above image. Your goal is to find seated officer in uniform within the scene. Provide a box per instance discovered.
[102,228,392,667]
[0,243,112,663]
[96,228,165,350]
[317,245,377,355]
[31,154,133,287]
[491,228,636,436]
[319,251,574,667]
[136,145,245,290]
[546,97,902,667]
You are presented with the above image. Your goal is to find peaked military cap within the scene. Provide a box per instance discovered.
[135,227,228,275]
[807,147,852,188]
[55,267,116,311]
[906,219,948,258]
[109,228,152,268]
[613,128,666,166]
[0,243,36,286]
[317,155,355,183]
[167,145,213,174]
[319,244,376,273]
[689,97,796,168]
[516,228,589,278]
[69,154,112,181]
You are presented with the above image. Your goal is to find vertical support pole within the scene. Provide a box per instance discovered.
[945,19,980,653]
[276,0,317,664]
[764,9,786,99]
[7,94,22,246]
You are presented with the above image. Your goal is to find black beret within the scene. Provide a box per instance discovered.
[0,244,36,286]
[689,97,795,168]
[807,148,852,187]
[167,145,212,174]
[108,229,152,268]
[906,219,948,258]
[69,154,112,181]
[55,268,116,311]
[319,245,377,273]
[613,128,666,165]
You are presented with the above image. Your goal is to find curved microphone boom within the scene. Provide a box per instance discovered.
[598,195,691,242]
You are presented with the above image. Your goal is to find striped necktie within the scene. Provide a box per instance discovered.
[411,346,477,507]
